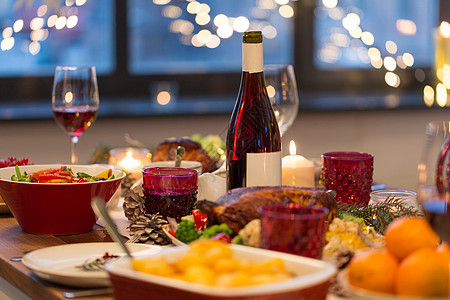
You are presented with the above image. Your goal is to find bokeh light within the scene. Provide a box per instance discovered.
[195,14,210,26]
[423,85,434,106]
[47,15,58,27]
[157,91,171,105]
[262,25,277,39]
[1,37,14,51]
[37,5,48,17]
[322,0,338,9]
[279,5,294,18]
[385,72,400,88]
[385,41,397,54]
[396,55,407,69]
[396,19,417,35]
[383,56,396,71]
[76,0,87,6]
[233,16,250,33]
[436,83,448,107]
[13,20,24,32]
[214,14,228,27]
[439,21,450,38]
[361,31,374,45]
[2,27,13,39]
[29,41,40,55]
[30,18,44,30]
[55,16,67,30]
[162,6,182,18]
[402,52,414,67]
[187,1,200,14]
[342,13,360,30]
[67,15,78,28]
[206,34,220,48]
[217,24,233,38]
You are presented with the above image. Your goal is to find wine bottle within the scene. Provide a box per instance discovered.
[226,31,282,191]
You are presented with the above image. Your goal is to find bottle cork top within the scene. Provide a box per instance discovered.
[243,31,263,43]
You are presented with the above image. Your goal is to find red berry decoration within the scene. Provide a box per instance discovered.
[0,157,31,168]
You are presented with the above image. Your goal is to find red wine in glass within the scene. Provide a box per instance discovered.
[53,106,98,138]
[422,200,450,243]
[52,66,99,164]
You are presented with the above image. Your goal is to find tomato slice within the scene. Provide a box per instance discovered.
[192,209,208,230]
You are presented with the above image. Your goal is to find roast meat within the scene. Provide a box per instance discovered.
[197,186,338,234]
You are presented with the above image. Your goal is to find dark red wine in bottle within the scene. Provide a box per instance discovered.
[226,31,282,191]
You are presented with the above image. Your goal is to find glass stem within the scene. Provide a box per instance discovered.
[71,136,79,164]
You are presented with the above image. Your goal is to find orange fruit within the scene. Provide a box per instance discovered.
[384,217,439,260]
[348,249,398,294]
[395,248,449,297]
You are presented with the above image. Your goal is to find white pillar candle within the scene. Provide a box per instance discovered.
[109,147,151,179]
[282,140,315,187]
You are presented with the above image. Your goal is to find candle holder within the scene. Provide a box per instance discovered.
[109,147,151,181]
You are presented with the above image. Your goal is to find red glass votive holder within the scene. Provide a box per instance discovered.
[322,152,374,206]
[258,204,329,259]
[142,167,198,222]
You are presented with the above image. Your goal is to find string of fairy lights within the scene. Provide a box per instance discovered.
[319,0,449,107]
[1,0,295,54]
[153,0,296,48]
[318,0,416,89]
[1,0,85,54]
[1,0,448,107]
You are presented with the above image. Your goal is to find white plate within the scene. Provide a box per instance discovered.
[22,242,161,288]
[161,224,186,246]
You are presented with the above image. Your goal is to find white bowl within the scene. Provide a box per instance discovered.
[105,244,337,300]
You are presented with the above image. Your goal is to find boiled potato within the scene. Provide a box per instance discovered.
[133,240,293,287]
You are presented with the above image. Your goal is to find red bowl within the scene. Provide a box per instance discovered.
[0,164,125,235]
[105,244,337,300]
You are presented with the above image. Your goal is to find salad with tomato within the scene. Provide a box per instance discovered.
[11,166,120,183]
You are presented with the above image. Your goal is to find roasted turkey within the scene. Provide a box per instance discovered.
[152,138,217,173]
[197,186,338,234]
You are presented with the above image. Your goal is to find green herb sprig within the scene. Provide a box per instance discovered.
[338,196,422,234]
[76,252,120,271]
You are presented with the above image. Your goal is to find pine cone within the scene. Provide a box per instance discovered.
[123,184,145,221]
[120,173,137,197]
[127,214,172,246]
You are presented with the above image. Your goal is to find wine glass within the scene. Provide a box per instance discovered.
[417,121,450,243]
[264,64,299,137]
[52,66,99,164]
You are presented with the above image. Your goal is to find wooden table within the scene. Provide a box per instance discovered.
[0,214,114,300]
[0,213,346,300]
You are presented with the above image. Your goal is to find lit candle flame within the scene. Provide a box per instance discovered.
[289,140,297,156]
[440,21,450,38]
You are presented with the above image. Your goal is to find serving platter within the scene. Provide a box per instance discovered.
[106,244,337,300]
[22,242,161,288]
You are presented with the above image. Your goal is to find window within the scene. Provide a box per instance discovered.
[0,0,114,76]
[314,0,438,70]
[297,0,439,92]
[128,0,293,75]
[0,0,443,113]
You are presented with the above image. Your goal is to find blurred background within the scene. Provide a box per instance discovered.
[0,0,449,189]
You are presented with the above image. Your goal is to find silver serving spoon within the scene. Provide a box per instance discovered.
[175,146,185,167]
[91,197,133,260]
